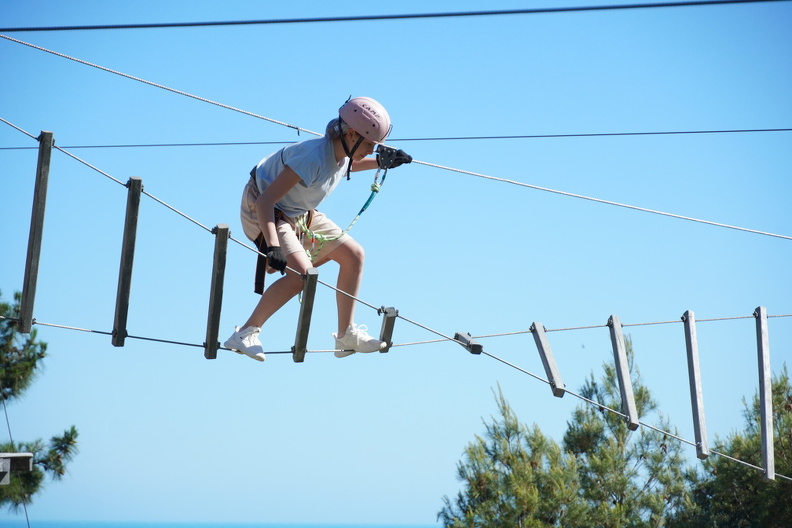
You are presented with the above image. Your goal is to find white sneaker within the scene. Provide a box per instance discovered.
[333,324,385,357]
[224,326,266,362]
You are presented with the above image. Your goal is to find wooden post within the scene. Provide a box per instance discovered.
[379,307,398,353]
[292,268,319,363]
[682,310,709,459]
[754,306,775,480]
[530,322,566,398]
[204,224,229,359]
[112,178,143,347]
[19,131,54,334]
[608,315,639,431]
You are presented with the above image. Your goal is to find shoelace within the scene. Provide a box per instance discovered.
[242,328,260,342]
[351,324,374,341]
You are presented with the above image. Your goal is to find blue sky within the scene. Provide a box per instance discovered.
[1,0,791,525]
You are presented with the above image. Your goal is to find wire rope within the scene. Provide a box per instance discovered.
[0,140,296,151]
[3,304,791,483]
[0,117,38,141]
[1,396,15,445]
[477,352,792,481]
[0,316,353,356]
[0,34,321,138]
[1,0,789,495]
[414,159,792,241]
[2,128,790,151]
[140,190,213,233]
[2,29,791,481]
[2,35,790,242]
[470,313,792,340]
[0,1,789,32]
[3,118,792,355]
[482,351,552,385]
[394,128,792,142]
[3,117,791,359]
[53,145,127,187]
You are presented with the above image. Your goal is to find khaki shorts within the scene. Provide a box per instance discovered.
[240,177,350,263]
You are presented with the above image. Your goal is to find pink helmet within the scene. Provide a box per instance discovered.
[339,97,392,143]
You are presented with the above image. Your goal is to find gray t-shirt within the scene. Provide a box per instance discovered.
[253,136,349,218]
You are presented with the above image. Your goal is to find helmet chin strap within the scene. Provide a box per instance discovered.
[337,120,365,180]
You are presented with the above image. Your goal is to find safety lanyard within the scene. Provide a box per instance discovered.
[296,165,389,259]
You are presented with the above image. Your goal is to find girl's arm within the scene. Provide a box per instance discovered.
[255,166,301,246]
[350,157,379,172]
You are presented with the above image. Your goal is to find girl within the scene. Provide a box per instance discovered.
[225,97,411,361]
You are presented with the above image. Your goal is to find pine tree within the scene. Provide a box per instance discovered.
[438,387,589,527]
[439,336,690,527]
[562,336,690,527]
[0,290,79,512]
[671,366,792,528]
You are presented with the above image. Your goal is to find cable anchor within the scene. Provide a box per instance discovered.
[454,332,483,355]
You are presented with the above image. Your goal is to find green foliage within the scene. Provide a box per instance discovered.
[670,366,792,528]
[0,427,79,512]
[0,290,79,512]
[438,387,588,528]
[439,337,690,527]
[563,337,690,527]
[0,291,47,401]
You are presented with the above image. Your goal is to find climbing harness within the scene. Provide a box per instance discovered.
[296,149,392,260]
[250,145,396,292]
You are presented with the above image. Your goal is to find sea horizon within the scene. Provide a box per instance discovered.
[1,521,440,528]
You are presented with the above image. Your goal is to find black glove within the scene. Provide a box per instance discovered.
[377,146,412,169]
[266,246,287,273]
